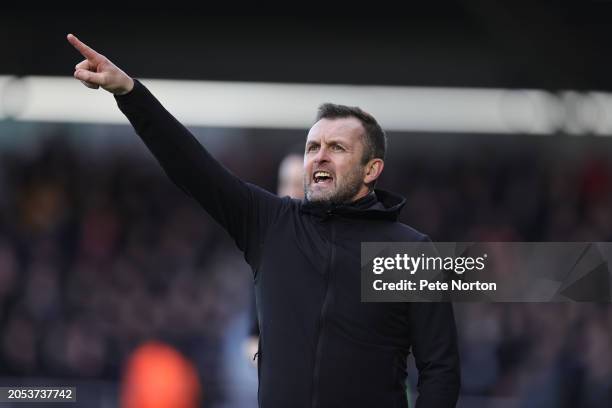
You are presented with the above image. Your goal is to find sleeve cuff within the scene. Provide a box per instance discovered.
[113,78,146,104]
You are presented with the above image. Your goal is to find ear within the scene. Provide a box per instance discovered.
[364,159,384,185]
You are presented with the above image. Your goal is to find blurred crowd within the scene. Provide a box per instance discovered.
[0,134,254,406]
[0,129,611,407]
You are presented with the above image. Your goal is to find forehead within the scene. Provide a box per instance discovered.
[306,117,365,144]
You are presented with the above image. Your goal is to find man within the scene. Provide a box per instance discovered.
[67,33,460,408]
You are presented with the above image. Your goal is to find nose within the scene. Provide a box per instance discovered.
[313,146,330,164]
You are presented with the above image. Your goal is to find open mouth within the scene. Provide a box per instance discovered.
[313,170,333,185]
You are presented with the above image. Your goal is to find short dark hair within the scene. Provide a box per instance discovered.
[316,103,387,164]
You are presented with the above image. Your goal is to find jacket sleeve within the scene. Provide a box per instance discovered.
[114,79,285,269]
[410,235,461,408]
[410,302,460,407]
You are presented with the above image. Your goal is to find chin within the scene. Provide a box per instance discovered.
[306,187,336,203]
[306,193,331,203]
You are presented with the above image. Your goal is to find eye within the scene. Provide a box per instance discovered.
[307,144,319,152]
[331,144,344,151]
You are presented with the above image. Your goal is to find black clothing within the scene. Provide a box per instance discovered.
[115,79,460,408]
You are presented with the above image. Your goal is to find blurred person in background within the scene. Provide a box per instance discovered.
[276,151,305,199]
[120,341,202,408]
[67,33,460,408]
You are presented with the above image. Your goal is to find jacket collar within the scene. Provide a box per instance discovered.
[299,189,406,221]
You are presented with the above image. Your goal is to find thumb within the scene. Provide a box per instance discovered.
[80,80,100,90]
[74,69,105,86]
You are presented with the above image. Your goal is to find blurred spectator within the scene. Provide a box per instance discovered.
[120,341,201,408]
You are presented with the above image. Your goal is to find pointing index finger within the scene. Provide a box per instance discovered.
[67,33,102,62]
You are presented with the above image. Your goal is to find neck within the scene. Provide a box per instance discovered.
[349,186,372,203]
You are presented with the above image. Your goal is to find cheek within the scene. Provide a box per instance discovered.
[336,159,358,180]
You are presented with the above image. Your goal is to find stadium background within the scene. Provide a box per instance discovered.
[1,4,612,407]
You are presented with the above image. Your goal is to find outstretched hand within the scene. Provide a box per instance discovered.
[67,33,134,95]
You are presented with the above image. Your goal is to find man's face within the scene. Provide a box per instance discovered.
[303,117,369,204]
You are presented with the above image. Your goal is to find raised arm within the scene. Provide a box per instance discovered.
[67,34,286,269]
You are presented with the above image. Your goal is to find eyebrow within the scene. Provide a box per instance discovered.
[326,140,350,150]
[306,139,347,147]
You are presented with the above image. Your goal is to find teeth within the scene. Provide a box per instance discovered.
[314,171,331,178]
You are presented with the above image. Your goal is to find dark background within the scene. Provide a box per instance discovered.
[2,3,612,89]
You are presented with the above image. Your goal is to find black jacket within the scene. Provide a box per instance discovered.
[115,79,460,408]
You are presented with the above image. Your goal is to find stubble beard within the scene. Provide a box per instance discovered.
[304,165,364,205]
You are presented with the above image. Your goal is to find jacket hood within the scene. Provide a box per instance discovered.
[299,189,406,221]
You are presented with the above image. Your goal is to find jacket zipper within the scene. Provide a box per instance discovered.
[311,213,336,408]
